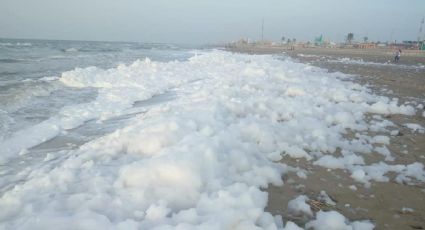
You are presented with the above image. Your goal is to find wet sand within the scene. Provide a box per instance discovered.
[227,46,425,229]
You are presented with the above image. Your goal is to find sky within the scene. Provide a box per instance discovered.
[0,0,424,44]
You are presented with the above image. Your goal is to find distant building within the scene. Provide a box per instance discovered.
[419,41,425,50]
[314,35,324,46]
[355,43,376,49]
[387,41,424,50]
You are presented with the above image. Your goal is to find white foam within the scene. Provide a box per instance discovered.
[287,195,313,217]
[403,123,425,134]
[0,42,32,47]
[0,50,422,228]
[296,54,320,58]
[368,100,415,115]
[350,162,425,186]
[371,135,390,145]
[0,58,199,162]
[314,154,365,169]
[318,191,336,206]
[306,211,374,230]
[329,57,425,70]
[64,48,79,52]
[283,221,304,230]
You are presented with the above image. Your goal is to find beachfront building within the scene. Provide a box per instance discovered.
[355,43,376,49]
[420,40,425,50]
[386,40,425,50]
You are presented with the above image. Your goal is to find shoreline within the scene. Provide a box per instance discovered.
[226,45,425,62]
[227,46,425,229]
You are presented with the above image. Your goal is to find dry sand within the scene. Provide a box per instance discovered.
[227,46,425,229]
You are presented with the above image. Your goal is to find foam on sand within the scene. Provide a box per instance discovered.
[306,211,374,230]
[0,50,423,229]
[328,57,425,70]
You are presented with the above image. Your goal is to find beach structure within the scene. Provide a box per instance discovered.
[356,43,376,49]
[314,35,324,46]
[420,40,425,50]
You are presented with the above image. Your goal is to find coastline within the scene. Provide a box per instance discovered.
[226,45,425,229]
[226,45,425,68]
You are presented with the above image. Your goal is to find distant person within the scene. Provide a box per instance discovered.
[394,49,401,63]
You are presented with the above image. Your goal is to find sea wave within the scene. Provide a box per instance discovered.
[0,58,28,63]
[0,80,60,112]
[63,47,79,52]
[0,42,32,47]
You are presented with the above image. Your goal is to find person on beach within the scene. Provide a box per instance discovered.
[394,49,401,63]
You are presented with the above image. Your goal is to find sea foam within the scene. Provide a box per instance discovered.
[0,50,422,229]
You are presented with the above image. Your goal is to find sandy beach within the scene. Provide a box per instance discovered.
[227,45,425,229]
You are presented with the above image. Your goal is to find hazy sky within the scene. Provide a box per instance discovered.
[1,0,424,44]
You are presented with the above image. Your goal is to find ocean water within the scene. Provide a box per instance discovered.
[0,38,194,156]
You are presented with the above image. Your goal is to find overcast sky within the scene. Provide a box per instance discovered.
[1,0,424,44]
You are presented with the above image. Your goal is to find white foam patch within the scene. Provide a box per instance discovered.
[371,135,390,145]
[0,50,422,228]
[314,154,365,169]
[318,191,336,206]
[296,54,320,58]
[368,100,415,115]
[403,123,425,134]
[284,222,304,230]
[328,57,425,70]
[306,211,374,230]
[287,195,313,217]
[350,162,425,187]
